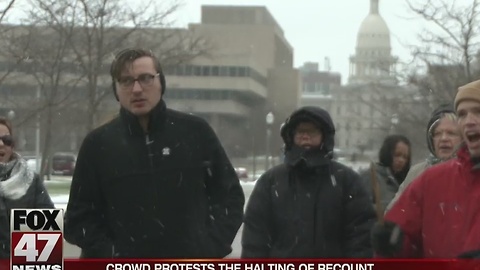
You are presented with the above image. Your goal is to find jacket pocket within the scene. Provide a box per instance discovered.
[198,229,231,258]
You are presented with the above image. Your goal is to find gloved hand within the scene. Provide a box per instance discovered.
[458,250,480,259]
[371,221,403,257]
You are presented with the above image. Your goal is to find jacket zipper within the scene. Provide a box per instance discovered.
[145,134,154,169]
[145,133,159,211]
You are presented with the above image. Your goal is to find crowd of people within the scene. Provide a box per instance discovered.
[0,48,479,259]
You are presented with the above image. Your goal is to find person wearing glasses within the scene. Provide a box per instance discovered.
[0,117,54,259]
[242,106,375,258]
[371,79,480,258]
[64,48,245,258]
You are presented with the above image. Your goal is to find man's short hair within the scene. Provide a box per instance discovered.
[110,48,163,81]
[109,48,166,100]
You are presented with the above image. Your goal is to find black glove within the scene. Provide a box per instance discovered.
[371,221,403,257]
[458,250,480,259]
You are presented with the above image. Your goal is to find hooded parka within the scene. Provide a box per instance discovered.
[241,107,375,258]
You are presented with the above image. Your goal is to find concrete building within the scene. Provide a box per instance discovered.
[164,5,300,158]
[299,61,341,112]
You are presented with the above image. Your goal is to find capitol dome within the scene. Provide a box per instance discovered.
[348,0,397,85]
[356,0,391,49]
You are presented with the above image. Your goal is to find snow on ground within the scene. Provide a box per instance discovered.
[51,161,370,209]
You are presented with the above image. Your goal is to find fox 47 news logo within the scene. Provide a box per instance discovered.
[10,209,64,270]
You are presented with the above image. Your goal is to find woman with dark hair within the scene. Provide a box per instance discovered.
[360,134,411,213]
[0,117,54,259]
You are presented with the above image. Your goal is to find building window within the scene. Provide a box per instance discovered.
[162,64,266,85]
[229,67,237,76]
[305,83,315,93]
[238,67,246,77]
[185,65,193,75]
[163,65,175,75]
[202,66,210,76]
[220,66,228,76]
[222,91,230,99]
[175,65,185,76]
[194,66,202,76]
[212,66,219,76]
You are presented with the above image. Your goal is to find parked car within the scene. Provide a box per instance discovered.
[51,152,77,176]
[234,167,250,182]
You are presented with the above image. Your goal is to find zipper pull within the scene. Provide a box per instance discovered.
[145,134,154,145]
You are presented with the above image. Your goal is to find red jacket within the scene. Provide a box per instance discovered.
[385,145,480,258]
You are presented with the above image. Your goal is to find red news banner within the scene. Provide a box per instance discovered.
[62,260,480,270]
[2,259,479,270]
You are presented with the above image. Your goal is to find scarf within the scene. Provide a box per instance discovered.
[0,153,35,200]
[284,144,332,169]
[425,154,443,167]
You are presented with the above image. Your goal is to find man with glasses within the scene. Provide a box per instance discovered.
[64,48,245,258]
[242,106,375,258]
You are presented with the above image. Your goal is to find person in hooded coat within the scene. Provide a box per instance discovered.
[0,117,54,259]
[385,104,461,211]
[241,106,375,258]
[360,135,411,213]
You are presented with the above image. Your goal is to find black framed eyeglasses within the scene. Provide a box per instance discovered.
[0,135,13,147]
[294,128,321,137]
[117,73,160,89]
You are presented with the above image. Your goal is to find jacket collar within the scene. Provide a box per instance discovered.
[375,163,400,187]
[119,99,167,136]
[284,145,331,169]
[456,143,480,171]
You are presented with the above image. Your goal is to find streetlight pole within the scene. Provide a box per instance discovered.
[265,112,274,172]
[390,113,399,134]
[7,110,15,121]
[35,86,41,173]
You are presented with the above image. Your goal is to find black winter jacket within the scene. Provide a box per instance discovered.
[242,106,375,258]
[242,161,375,258]
[64,100,245,258]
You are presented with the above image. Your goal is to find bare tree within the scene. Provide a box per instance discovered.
[334,83,419,157]
[4,20,82,179]
[407,0,480,81]
[28,0,211,131]
[0,1,28,107]
[404,0,480,104]
[0,0,16,23]
[397,0,480,156]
